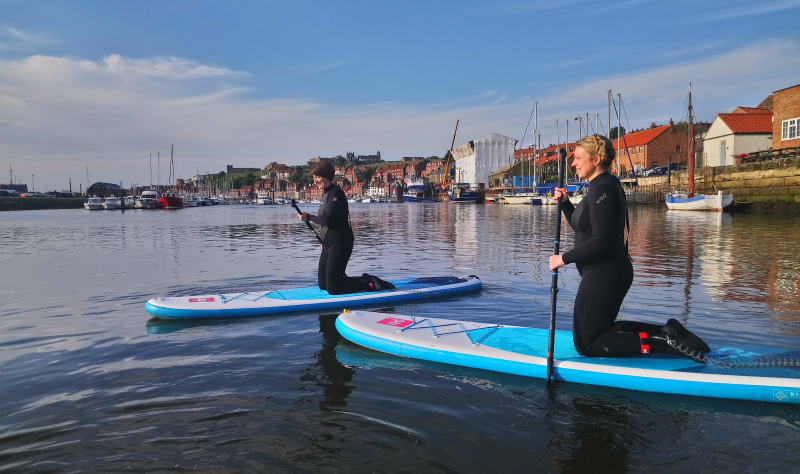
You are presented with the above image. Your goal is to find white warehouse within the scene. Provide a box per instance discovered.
[452,133,518,189]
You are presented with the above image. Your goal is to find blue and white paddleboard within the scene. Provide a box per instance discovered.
[336,310,800,404]
[145,276,481,319]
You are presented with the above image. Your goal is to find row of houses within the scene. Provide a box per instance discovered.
[228,83,800,199]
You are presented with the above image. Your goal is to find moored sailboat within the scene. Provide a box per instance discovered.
[666,85,733,211]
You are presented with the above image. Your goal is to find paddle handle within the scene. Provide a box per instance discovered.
[547,147,568,382]
[291,199,323,245]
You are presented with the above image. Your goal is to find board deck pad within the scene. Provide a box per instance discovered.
[335,310,800,404]
[145,276,481,319]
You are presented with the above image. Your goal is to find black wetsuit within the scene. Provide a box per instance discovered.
[306,184,364,295]
[561,172,661,356]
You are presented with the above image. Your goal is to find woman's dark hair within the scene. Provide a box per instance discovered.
[310,161,335,181]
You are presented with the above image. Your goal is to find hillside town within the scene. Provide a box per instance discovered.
[3,83,799,208]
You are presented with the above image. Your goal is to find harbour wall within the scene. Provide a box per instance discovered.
[0,198,85,211]
[629,155,800,211]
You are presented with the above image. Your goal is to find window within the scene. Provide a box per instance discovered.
[783,118,799,140]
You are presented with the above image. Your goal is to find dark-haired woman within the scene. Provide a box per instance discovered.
[299,161,394,295]
[549,135,710,361]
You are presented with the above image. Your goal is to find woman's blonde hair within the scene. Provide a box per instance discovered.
[576,134,616,169]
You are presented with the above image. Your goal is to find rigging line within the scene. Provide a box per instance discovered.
[517,102,537,150]
[612,96,639,180]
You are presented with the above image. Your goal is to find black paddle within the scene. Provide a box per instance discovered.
[547,147,568,383]
[291,198,323,244]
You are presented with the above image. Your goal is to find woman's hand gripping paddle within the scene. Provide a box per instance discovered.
[547,147,567,383]
[291,199,323,245]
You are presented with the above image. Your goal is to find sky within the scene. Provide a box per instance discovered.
[1,0,799,192]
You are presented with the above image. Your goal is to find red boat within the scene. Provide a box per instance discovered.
[158,191,184,209]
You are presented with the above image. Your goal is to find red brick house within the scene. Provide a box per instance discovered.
[773,84,800,151]
[613,120,687,174]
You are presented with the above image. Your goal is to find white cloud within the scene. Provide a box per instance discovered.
[1,39,798,191]
[0,26,58,51]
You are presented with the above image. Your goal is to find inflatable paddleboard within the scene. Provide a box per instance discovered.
[336,310,800,404]
[145,276,481,319]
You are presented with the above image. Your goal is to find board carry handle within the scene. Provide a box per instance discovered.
[547,147,567,383]
[291,198,323,244]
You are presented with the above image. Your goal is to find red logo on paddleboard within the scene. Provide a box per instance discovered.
[189,297,215,303]
[377,317,413,328]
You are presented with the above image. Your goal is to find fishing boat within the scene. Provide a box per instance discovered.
[449,182,479,203]
[102,196,121,210]
[158,146,184,209]
[158,191,184,209]
[403,180,435,203]
[666,85,733,211]
[84,196,103,210]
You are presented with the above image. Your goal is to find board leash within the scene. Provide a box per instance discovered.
[668,339,800,368]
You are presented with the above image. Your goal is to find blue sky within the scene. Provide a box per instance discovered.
[2,0,799,192]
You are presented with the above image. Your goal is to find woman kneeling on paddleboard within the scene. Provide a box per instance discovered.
[549,135,710,362]
[299,161,395,295]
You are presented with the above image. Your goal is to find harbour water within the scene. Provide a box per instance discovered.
[2,203,800,472]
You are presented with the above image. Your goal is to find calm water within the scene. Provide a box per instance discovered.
[2,203,800,472]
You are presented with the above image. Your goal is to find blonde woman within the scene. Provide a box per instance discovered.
[549,135,709,361]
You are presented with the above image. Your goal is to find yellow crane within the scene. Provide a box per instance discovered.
[441,120,459,190]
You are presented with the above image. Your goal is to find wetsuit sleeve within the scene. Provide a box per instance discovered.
[561,181,620,265]
[308,188,348,229]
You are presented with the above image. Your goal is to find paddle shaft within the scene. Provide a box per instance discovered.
[547,147,568,383]
[291,199,323,244]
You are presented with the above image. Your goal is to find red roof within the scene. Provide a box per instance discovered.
[732,107,771,114]
[613,125,669,149]
[718,112,773,134]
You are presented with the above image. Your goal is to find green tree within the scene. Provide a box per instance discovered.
[361,167,375,185]
[609,126,626,140]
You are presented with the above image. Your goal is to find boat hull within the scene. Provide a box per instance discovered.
[158,195,185,209]
[666,191,733,211]
[403,196,436,203]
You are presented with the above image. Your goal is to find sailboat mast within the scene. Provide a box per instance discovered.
[617,93,622,175]
[533,102,538,188]
[688,84,695,197]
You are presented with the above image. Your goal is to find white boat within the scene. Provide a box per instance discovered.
[84,196,103,210]
[666,190,733,211]
[275,197,286,205]
[502,192,542,205]
[256,193,272,205]
[124,196,137,208]
[666,84,733,212]
[136,190,160,209]
[102,196,121,210]
[184,195,199,207]
[361,196,374,203]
